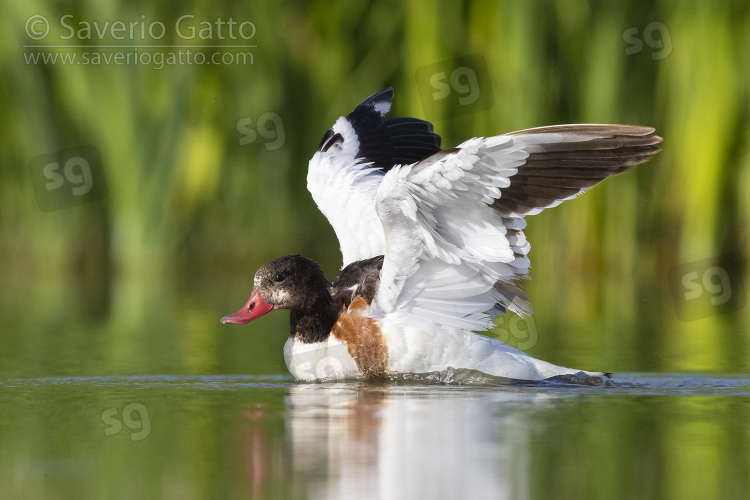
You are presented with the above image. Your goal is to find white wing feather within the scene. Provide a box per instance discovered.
[307,117,386,266]
[371,123,661,327]
[373,136,533,328]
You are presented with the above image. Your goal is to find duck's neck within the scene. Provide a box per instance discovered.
[289,292,337,344]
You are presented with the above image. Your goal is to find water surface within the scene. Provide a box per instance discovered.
[1,372,748,499]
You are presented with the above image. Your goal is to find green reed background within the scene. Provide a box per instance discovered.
[1,0,749,377]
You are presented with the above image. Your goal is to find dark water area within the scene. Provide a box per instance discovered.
[1,372,748,499]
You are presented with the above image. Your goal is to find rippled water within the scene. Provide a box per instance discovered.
[1,372,749,499]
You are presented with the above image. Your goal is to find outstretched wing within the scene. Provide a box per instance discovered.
[373,125,661,330]
[307,88,442,267]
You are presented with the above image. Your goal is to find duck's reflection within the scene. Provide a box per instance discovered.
[285,382,562,500]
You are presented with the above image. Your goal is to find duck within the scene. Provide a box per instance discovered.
[222,88,662,382]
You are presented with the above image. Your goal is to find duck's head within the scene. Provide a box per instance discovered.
[221,255,331,324]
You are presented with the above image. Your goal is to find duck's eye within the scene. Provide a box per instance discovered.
[274,273,285,283]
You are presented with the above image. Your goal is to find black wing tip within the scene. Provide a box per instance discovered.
[342,88,442,172]
[361,87,394,103]
[357,87,394,116]
[318,130,344,153]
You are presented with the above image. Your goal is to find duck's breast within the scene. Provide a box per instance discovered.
[330,296,390,377]
[284,335,360,381]
[284,296,391,381]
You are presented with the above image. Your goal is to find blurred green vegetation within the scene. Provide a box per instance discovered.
[1,0,749,377]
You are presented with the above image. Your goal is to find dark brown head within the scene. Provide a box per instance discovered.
[221,255,332,325]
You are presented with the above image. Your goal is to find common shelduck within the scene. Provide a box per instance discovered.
[222,88,661,382]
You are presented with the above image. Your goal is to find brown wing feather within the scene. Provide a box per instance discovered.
[492,125,662,216]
